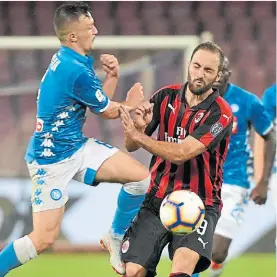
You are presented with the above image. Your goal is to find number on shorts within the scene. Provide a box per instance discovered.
[95,139,114,149]
[197,219,208,236]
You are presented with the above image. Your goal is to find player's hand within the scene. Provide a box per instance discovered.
[126,82,144,109]
[250,181,268,205]
[119,105,139,141]
[134,101,154,130]
[100,54,119,78]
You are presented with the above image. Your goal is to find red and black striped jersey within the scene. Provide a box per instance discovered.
[145,83,233,211]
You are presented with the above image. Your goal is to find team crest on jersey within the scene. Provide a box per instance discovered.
[95,89,105,103]
[195,112,204,123]
[230,104,239,113]
[36,118,44,133]
[210,122,223,137]
[121,238,130,254]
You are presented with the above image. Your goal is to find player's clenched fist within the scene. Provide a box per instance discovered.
[100,54,119,78]
[134,101,154,130]
[126,82,144,109]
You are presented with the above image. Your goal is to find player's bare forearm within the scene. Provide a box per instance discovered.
[102,75,118,100]
[125,137,141,152]
[101,101,133,120]
[253,132,265,182]
[259,128,276,184]
[133,133,206,165]
[124,126,146,152]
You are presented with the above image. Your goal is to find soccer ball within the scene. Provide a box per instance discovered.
[159,190,205,235]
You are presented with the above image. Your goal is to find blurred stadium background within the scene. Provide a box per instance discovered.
[0,1,276,277]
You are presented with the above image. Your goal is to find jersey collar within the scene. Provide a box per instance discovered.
[59,46,94,67]
[179,82,219,110]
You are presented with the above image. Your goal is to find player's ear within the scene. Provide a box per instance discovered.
[69,32,77,43]
[216,71,222,82]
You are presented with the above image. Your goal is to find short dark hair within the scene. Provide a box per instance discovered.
[53,2,92,41]
[190,42,224,71]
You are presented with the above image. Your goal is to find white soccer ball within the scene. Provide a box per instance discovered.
[160,190,205,235]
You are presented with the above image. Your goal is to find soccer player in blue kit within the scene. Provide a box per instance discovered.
[254,83,276,191]
[254,83,276,238]
[0,3,151,276]
[206,58,276,277]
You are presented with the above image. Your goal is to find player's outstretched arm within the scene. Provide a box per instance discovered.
[119,106,207,164]
[100,54,119,100]
[100,83,144,119]
[120,105,233,164]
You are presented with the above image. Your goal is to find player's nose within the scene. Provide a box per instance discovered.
[197,70,205,79]
[93,25,98,35]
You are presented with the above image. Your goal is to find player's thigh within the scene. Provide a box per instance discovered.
[32,206,64,233]
[27,156,79,213]
[96,150,149,183]
[74,138,149,185]
[215,184,248,239]
[169,208,220,274]
[31,206,64,238]
[122,206,170,276]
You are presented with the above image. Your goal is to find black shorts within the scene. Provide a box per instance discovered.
[121,205,220,276]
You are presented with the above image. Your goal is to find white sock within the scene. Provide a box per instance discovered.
[123,175,150,195]
[13,235,38,264]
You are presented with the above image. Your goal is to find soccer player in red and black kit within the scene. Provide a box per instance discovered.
[118,42,233,277]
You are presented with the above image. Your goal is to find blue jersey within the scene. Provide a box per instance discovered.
[25,46,110,165]
[262,83,276,173]
[223,83,273,188]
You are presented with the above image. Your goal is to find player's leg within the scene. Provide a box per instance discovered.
[0,156,78,276]
[0,207,64,277]
[122,205,169,277]
[74,138,150,273]
[209,184,248,277]
[95,149,149,234]
[208,235,231,277]
[169,208,220,277]
[98,151,150,274]
[0,151,82,276]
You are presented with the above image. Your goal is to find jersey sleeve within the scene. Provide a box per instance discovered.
[249,94,273,136]
[72,68,110,114]
[145,90,162,136]
[190,106,233,151]
[262,87,276,122]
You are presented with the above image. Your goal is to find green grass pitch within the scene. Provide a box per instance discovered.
[8,253,275,277]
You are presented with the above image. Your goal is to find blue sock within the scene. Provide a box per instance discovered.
[0,242,21,276]
[111,187,145,237]
[192,274,200,277]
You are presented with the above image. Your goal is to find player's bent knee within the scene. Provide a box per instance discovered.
[124,175,151,195]
[125,263,146,277]
[212,249,228,264]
